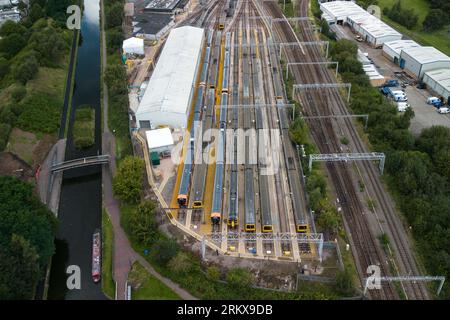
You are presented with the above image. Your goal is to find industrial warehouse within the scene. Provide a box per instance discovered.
[135,26,204,129]
[320,0,401,47]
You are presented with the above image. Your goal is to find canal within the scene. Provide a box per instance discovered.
[48,0,106,300]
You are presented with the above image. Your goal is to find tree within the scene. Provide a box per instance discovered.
[13,54,39,84]
[0,57,9,79]
[317,208,341,233]
[106,2,124,28]
[0,33,27,59]
[113,156,145,203]
[29,3,45,23]
[423,9,448,31]
[107,28,124,54]
[226,267,253,288]
[29,26,67,65]
[0,234,40,299]
[0,20,28,38]
[167,252,193,274]
[0,176,56,299]
[150,238,179,267]
[127,201,158,247]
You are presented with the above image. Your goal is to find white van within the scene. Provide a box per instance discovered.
[397,102,411,112]
[437,107,450,114]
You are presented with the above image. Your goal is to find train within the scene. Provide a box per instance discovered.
[191,30,221,209]
[211,129,225,224]
[192,88,215,208]
[242,31,256,232]
[211,32,232,225]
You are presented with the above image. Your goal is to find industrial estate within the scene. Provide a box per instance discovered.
[1,0,450,303]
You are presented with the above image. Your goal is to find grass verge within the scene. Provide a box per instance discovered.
[102,209,115,299]
[128,262,180,300]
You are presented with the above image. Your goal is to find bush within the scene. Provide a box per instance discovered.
[113,156,145,203]
[13,54,39,84]
[16,93,61,134]
[383,1,418,30]
[206,266,221,281]
[10,85,27,102]
[226,267,253,288]
[73,106,95,149]
[167,252,193,274]
[126,201,158,247]
[423,9,448,31]
[151,238,179,267]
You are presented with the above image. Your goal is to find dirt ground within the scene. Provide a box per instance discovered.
[6,128,57,171]
[0,152,35,183]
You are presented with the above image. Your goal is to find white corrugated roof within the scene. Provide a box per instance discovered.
[424,69,450,91]
[320,1,365,19]
[347,13,401,39]
[401,46,450,65]
[383,40,421,56]
[136,26,204,117]
[146,128,174,149]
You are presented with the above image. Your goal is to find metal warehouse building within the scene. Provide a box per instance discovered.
[135,26,204,129]
[423,69,450,101]
[399,46,450,79]
[382,40,421,64]
[319,1,363,25]
[346,13,402,47]
[320,1,401,47]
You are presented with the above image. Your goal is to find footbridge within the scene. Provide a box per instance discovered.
[51,155,110,173]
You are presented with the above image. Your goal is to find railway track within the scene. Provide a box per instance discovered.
[262,0,428,299]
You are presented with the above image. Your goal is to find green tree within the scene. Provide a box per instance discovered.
[127,201,158,247]
[0,176,56,299]
[113,156,145,203]
[151,238,179,267]
[317,208,341,233]
[13,54,39,84]
[0,234,40,299]
[0,20,28,38]
[0,33,27,58]
[167,252,193,274]
[29,26,68,65]
[0,57,9,79]
[107,28,124,54]
[226,267,253,288]
[106,2,124,28]
[423,9,447,31]
[29,3,45,23]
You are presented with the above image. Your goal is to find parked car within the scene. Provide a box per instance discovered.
[427,97,440,104]
[394,95,408,102]
[383,79,399,87]
[437,107,450,114]
[397,102,411,112]
[355,35,363,42]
